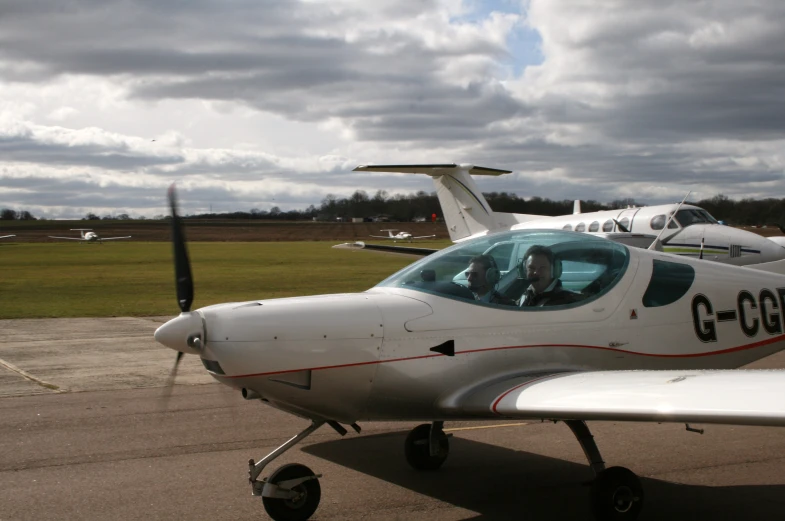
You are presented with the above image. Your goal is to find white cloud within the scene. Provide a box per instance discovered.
[0,0,784,218]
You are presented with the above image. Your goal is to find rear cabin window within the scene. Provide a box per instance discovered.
[602,220,614,232]
[642,260,695,307]
[563,224,573,231]
[619,217,630,231]
[589,221,600,232]
[575,223,586,232]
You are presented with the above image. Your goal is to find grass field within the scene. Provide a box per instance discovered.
[0,240,449,318]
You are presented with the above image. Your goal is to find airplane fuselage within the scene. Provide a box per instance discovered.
[511,204,785,265]
[166,236,785,424]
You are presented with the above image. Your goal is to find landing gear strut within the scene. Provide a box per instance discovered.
[404,421,451,470]
[248,420,324,521]
[565,420,644,521]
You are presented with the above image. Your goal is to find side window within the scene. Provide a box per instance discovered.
[486,242,514,271]
[668,214,679,228]
[563,224,573,231]
[588,221,599,232]
[650,215,665,230]
[642,260,695,307]
[575,222,586,232]
[619,217,630,231]
[602,220,614,232]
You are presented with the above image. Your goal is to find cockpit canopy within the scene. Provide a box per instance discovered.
[674,208,718,227]
[376,230,630,309]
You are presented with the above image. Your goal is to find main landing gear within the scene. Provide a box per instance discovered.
[401,420,643,521]
[565,420,644,521]
[404,421,451,470]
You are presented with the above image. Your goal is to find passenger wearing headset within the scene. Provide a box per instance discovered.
[518,245,582,307]
[465,254,516,305]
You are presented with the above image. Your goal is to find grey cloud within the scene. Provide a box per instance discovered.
[0,135,184,170]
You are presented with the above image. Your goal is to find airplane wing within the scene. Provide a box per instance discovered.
[99,236,132,240]
[444,370,785,427]
[332,241,436,256]
[49,236,85,241]
[369,235,395,239]
[411,235,436,239]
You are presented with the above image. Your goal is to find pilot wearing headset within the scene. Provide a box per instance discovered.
[518,245,582,307]
[465,254,516,305]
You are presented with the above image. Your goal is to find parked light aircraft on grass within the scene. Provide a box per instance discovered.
[48,228,131,243]
[354,164,785,266]
[369,229,436,242]
[0,234,14,239]
[156,185,785,521]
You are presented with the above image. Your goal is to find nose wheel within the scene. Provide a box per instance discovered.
[404,422,450,470]
[262,463,321,521]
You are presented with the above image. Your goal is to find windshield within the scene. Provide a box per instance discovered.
[675,209,719,227]
[376,230,630,309]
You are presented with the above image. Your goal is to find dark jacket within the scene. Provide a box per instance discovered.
[519,280,583,307]
[474,290,517,306]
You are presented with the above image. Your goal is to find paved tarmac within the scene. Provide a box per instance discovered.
[1,318,785,521]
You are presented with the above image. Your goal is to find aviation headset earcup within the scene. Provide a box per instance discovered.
[486,266,500,286]
[485,256,500,286]
[552,257,563,279]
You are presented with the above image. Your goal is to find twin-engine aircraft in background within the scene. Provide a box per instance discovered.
[156,185,785,521]
[49,228,131,243]
[353,164,785,266]
[369,229,436,242]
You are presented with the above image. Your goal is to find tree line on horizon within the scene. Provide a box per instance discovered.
[2,192,785,226]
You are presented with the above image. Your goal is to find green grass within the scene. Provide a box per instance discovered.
[0,241,449,318]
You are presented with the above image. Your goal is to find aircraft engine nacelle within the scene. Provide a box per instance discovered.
[195,293,431,423]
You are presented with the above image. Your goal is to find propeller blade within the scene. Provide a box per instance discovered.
[159,351,184,410]
[168,184,193,313]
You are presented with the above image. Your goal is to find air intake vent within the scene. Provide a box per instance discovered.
[201,359,225,374]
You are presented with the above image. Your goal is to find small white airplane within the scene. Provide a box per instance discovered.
[0,234,15,239]
[49,228,131,244]
[156,185,785,521]
[354,164,785,266]
[369,229,436,242]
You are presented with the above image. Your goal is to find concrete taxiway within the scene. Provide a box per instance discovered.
[1,318,785,520]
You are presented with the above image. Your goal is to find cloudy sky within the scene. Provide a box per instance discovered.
[1,0,784,219]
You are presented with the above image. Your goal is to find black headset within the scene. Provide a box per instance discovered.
[478,255,500,286]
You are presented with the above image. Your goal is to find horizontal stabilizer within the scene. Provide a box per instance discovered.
[354,164,511,176]
[332,241,436,257]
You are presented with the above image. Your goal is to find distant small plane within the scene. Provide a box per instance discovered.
[49,228,131,244]
[0,234,15,239]
[369,229,436,242]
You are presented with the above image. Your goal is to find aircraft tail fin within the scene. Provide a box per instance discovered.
[354,164,511,241]
[573,200,582,214]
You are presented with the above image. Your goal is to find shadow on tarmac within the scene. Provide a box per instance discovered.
[303,429,785,521]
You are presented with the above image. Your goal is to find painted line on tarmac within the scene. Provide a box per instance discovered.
[0,357,63,392]
[444,422,528,432]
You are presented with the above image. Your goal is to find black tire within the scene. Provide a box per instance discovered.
[404,423,449,471]
[262,464,321,521]
[590,466,644,521]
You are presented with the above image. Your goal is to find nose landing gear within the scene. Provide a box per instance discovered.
[249,420,325,521]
